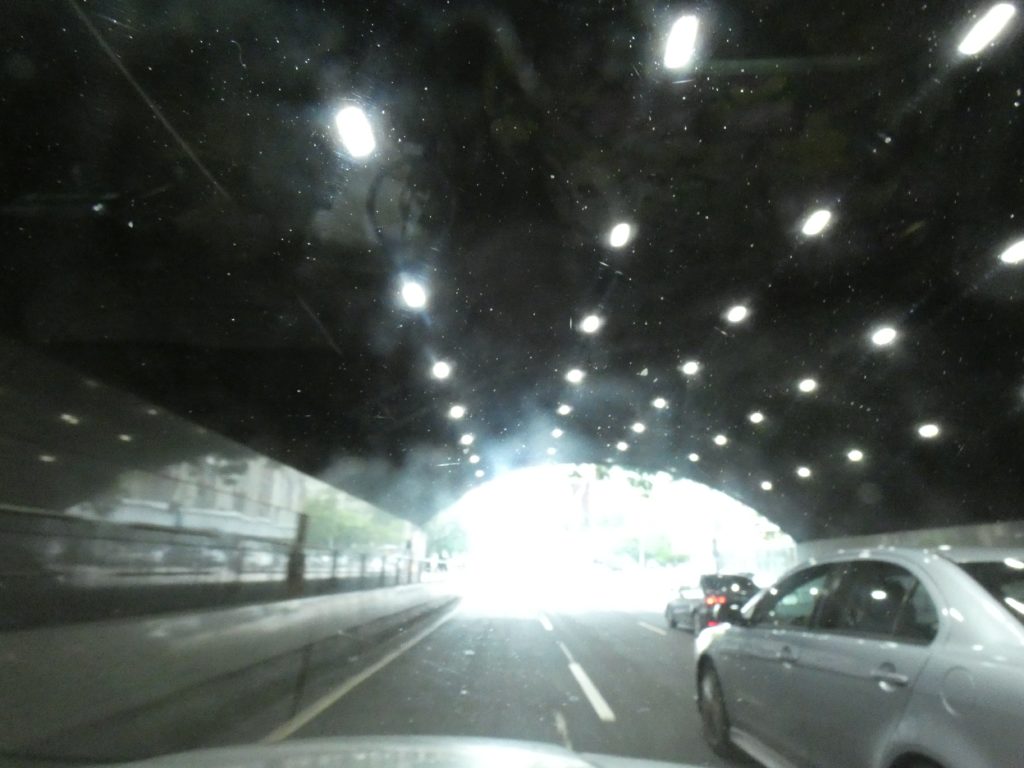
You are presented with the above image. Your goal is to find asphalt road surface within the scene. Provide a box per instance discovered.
[269,602,747,768]
[32,598,753,768]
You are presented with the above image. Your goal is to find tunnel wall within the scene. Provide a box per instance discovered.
[0,338,430,628]
[0,581,458,751]
[792,520,1024,565]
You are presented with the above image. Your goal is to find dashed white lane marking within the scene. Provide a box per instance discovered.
[538,614,554,632]
[568,662,617,723]
[557,640,576,664]
[261,607,456,743]
[638,621,667,636]
[553,709,573,749]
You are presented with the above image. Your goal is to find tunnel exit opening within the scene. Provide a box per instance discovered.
[426,463,796,616]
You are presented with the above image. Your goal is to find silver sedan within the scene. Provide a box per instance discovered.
[694,547,1024,768]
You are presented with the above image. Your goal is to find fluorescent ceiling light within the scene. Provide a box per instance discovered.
[335,105,376,158]
[664,15,699,69]
[958,3,1017,55]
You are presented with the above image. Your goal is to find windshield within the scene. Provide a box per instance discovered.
[960,560,1024,626]
[3,2,1024,768]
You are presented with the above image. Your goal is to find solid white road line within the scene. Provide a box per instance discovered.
[556,640,576,664]
[568,662,616,722]
[553,709,573,749]
[538,614,554,632]
[638,621,667,636]
[261,607,456,743]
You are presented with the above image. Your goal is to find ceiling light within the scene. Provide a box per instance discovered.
[957,3,1017,55]
[146,408,159,416]
[652,397,668,409]
[448,404,466,420]
[475,469,485,478]
[432,361,452,380]
[796,466,812,479]
[631,422,646,434]
[557,404,573,416]
[680,360,701,376]
[551,428,564,439]
[760,480,773,491]
[616,441,629,451]
[871,326,898,346]
[38,454,57,463]
[847,449,865,462]
[60,413,80,425]
[580,314,603,334]
[801,209,833,236]
[459,433,475,446]
[798,378,818,393]
[400,280,428,309]
[917,423,940,439]
[118,434,133,443]
[334,105,376,158]
[546,447,557,456]
[566,368,585,384]
[748,411,765,424]
[664,14,699,69]
[725,305,749,323]
[688,453,700,462]
[469,455,480,464]
[998,238,1024,264]
[713,434,728,446]
[1005,557,1024,570]
[608,222,633,248]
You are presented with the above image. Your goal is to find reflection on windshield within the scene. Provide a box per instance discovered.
[2,2,1024,768]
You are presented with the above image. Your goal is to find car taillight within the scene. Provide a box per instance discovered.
[704,594,727,605]
[707,620,719,627]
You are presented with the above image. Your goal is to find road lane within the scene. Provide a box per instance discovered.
[286,605,745,768]
[550,610,736,766]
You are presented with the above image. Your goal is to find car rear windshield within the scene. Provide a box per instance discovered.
[700,575,756,595]
[959,560,1024,627]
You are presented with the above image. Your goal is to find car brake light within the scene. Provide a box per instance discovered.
[704,594,728,605]
[707,620,719,627]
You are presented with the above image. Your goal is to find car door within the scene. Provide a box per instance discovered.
[721,564,836,756]
[792,560,939,768]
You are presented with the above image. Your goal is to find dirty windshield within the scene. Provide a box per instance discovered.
[3,2,1024,768]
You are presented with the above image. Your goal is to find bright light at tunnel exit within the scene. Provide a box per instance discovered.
[436,463,795,617]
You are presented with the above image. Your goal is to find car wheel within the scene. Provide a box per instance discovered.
[666,609,677,628]
[698,665,739,759]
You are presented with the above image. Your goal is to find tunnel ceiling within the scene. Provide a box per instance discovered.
[3,1,1024,539]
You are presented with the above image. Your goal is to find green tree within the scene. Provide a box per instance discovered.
[424,516,468,555]
[303,491,406,549]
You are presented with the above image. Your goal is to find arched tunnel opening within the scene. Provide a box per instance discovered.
[427,464,793,616]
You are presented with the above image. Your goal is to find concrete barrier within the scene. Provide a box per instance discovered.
[0,582,457,750]
[794,520,1024,563]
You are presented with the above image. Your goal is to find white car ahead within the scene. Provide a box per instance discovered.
[695,547,1024,768]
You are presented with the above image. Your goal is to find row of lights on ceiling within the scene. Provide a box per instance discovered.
[334,4,1019,159]
[338,3,1018,486]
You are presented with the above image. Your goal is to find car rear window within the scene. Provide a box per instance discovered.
[700,575,756,594]
[959,559,1024,627]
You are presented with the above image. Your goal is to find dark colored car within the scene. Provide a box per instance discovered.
[665,573,758,633]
